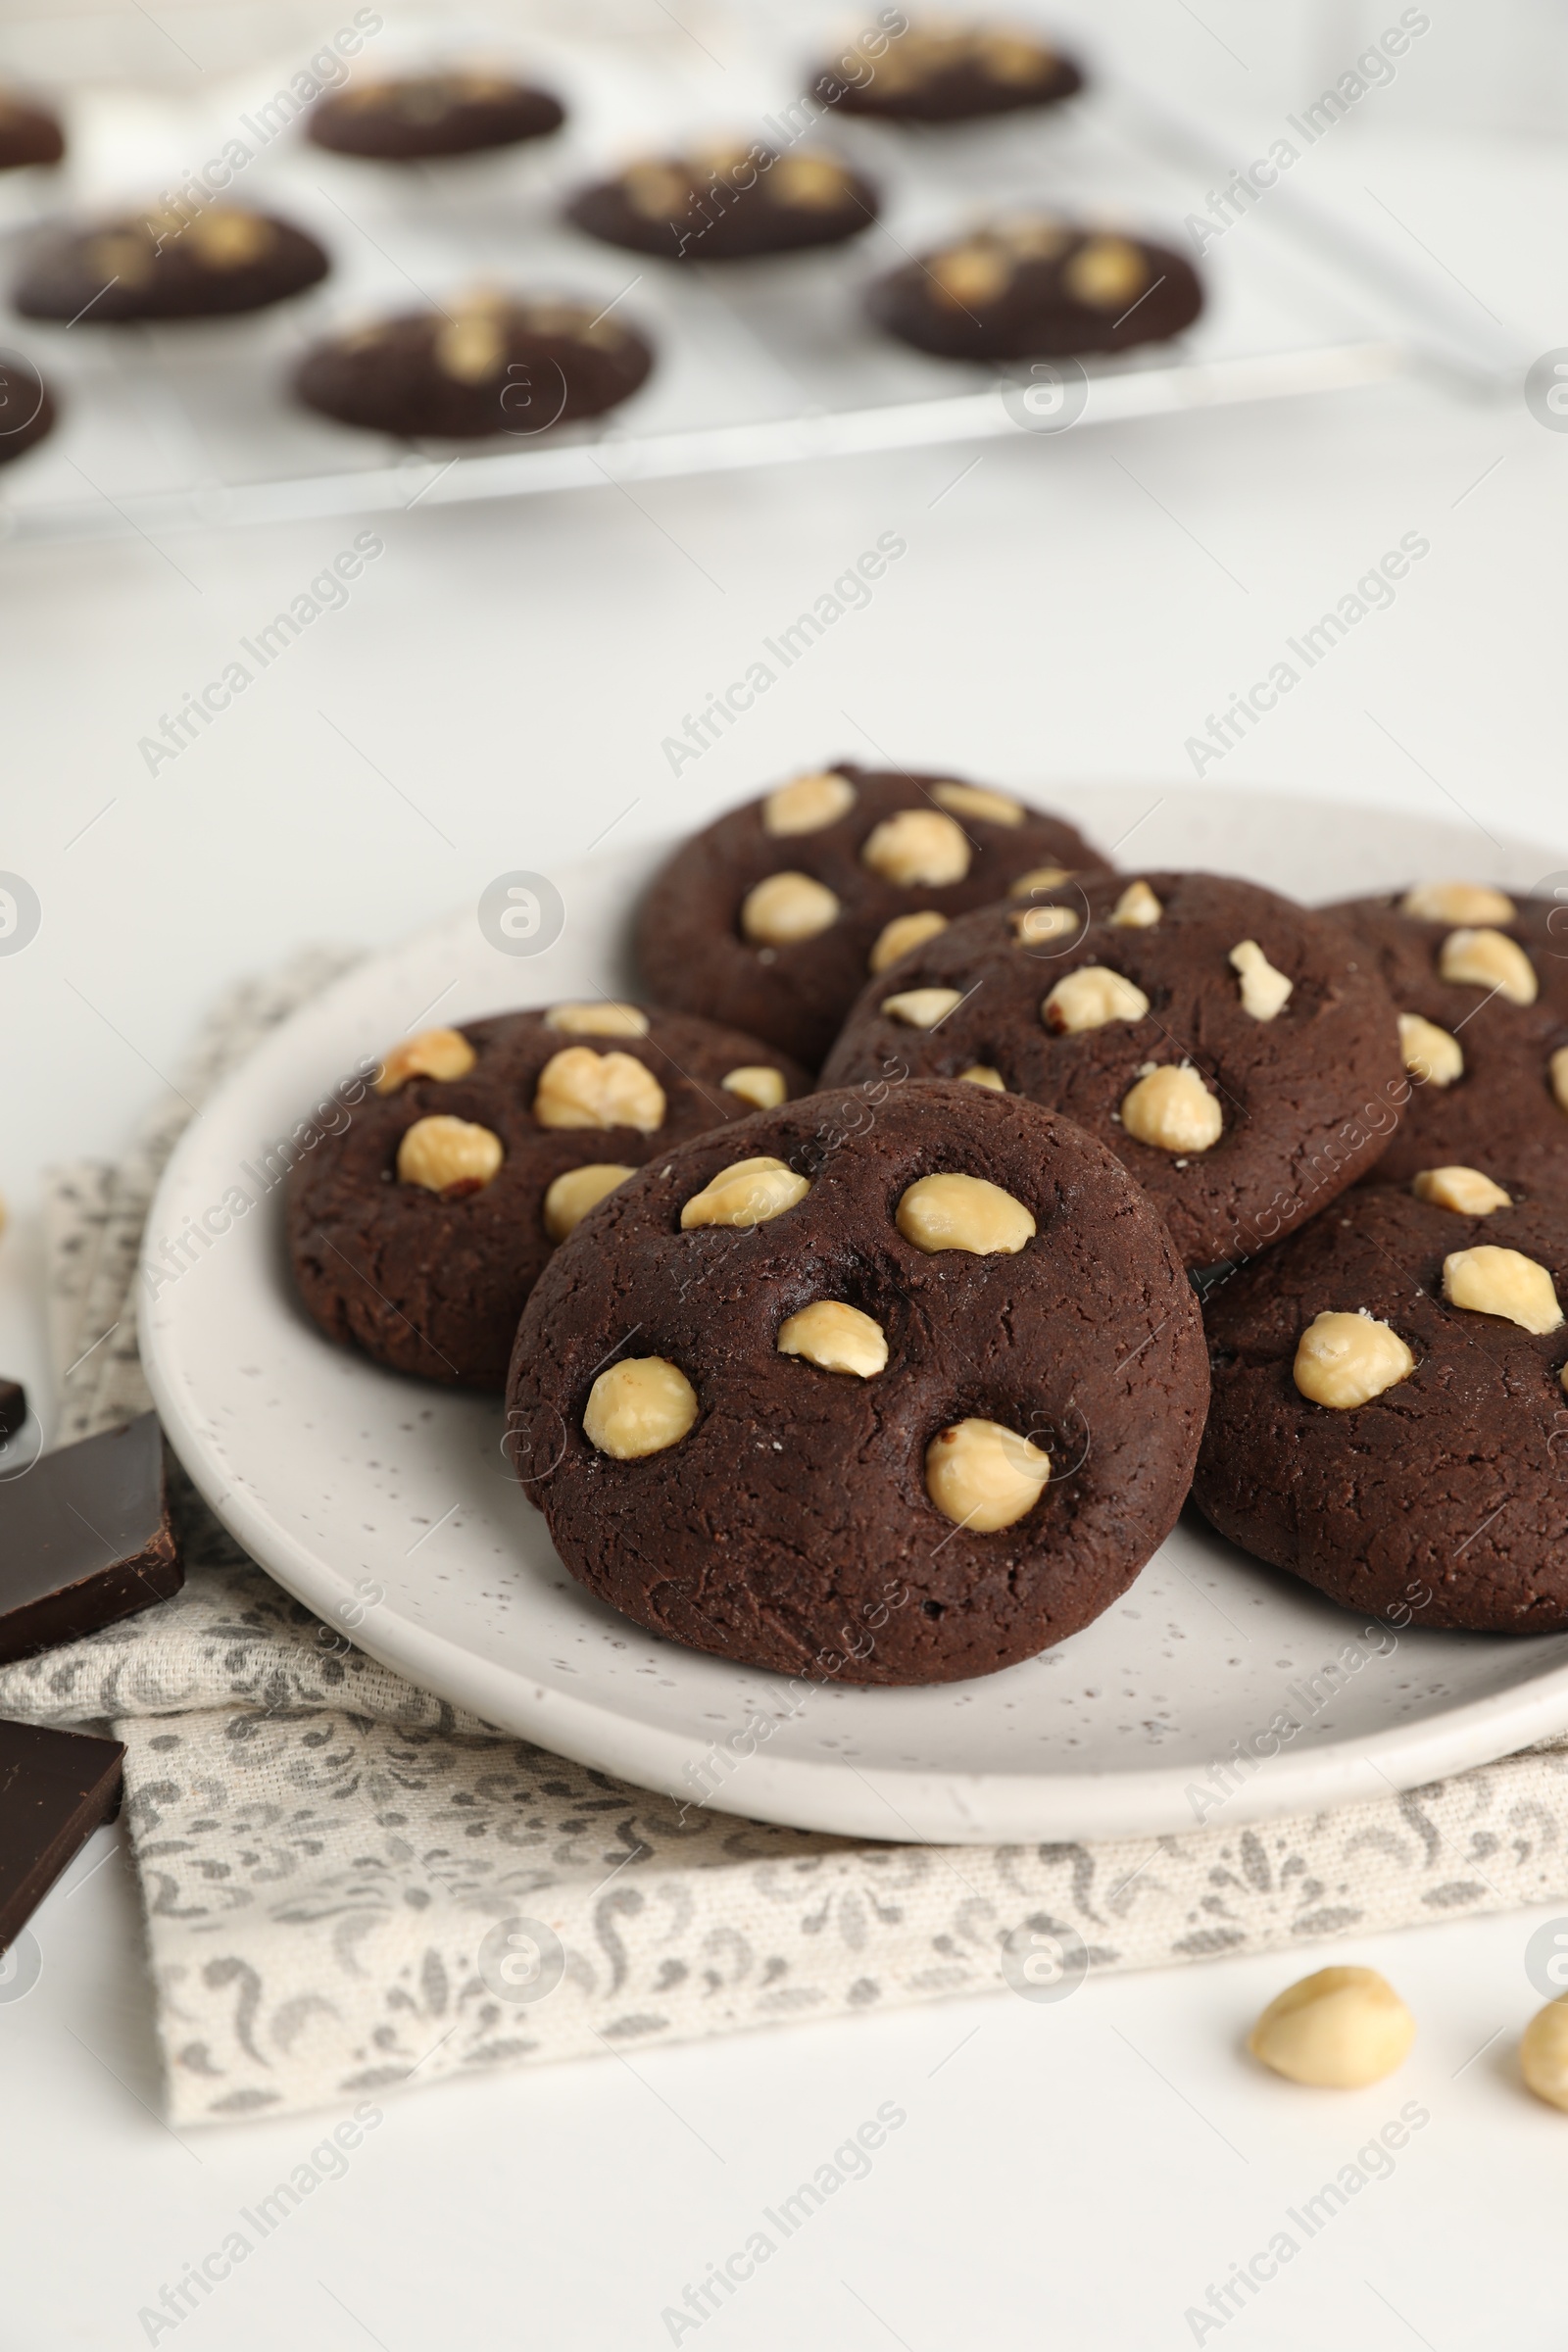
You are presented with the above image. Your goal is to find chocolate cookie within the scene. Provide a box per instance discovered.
[813,21,1083,122]
[820,870,1403,1271]
[307,72,564,160]
[637,765,1110,1069]
[565,142,877,261]
[1197,1178,1568,1631]
[15,205,328,322]
[289,1004,809,1388]
[1325,883,1568,1195]
[507,1080,1206,1684]
[0,89,64,171]
[0,354,56,466]
[869,215,1201,362]
[295,290,654,439]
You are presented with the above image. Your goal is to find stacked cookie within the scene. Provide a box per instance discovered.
[289,769,1568,1683]
[1199,880,1568,1632]
[507,1081,1206,1683]
[289,1002,808,1388]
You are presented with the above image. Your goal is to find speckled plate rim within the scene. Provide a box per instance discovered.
[139,787,1568,1844]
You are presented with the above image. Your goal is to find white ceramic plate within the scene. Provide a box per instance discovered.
[141,787,1568,1844]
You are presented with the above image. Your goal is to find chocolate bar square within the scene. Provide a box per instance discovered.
[0,1718,124,1951]
[0,1412,181,1665]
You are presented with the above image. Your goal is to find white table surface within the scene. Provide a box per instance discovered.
[3,99,1568,2352]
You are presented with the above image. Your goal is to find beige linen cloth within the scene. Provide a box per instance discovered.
[6,958,1568,2125]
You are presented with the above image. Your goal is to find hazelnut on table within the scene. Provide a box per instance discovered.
[1249,1967,1415,2087]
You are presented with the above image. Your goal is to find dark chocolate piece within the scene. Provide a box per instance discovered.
[0,1412,180,1665]
[0,1378,24,1441]
[0,1719,123,1952]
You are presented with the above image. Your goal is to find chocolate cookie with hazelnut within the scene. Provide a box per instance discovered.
[811,22,1084,123]
[295,289,654,439]
[635,763,1110,1068]
[0,88,64,172]
[288,1004,808,1387]
[1325,883,1568,1195]
[820,871,1403,1270]
[506,1080,1205,1683]
[566,141,878,261]
[0,353,57,466]
[307,72,564,161]
[1196,1173,1568,1629]
[867,214,1201,362]
[15,205,328,321]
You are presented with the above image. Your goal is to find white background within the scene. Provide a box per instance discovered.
[3,0,1568,2344]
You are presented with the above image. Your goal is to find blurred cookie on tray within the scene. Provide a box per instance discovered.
[288,1003,810,1388]
[0,86,64,171]
[295,288,655,438]
[869,215,1202,361]
[15,204,328,322]
[307,70,565,160]
[566,140,878,260]
[0,352,57,466]
[812,19,1084,122]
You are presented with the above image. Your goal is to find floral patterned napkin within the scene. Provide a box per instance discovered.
[6,956,1568,2126]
